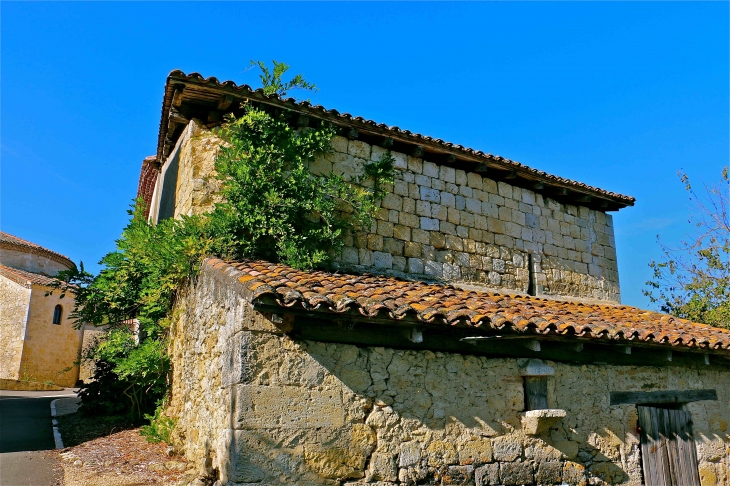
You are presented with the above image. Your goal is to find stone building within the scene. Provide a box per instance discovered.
[140,71,730,485]
[0,232,83,387]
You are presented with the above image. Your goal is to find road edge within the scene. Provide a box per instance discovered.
[50,399,64,449]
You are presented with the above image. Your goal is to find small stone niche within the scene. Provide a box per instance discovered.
[519,359,566,435]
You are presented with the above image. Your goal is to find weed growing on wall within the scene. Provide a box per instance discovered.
[210,105,381,269]
[58,61,396,433]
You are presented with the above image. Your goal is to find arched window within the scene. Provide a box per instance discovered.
[52,305,62,325]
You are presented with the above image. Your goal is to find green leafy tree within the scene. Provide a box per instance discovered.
[58,205,212,419]
[56,61,395,427]
[644,167,730,329]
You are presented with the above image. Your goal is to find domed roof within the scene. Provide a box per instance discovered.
[0,232,75,270]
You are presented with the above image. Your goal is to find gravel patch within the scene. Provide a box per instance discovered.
[58,427,193,485]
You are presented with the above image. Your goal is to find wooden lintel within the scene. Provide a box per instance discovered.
[532,181,545,191]
[217,94,234,110]
[167,121,179,138]
[446,154,456,164]
[381,137,394,148]
[345,128,358,140]
[296,114,309,127]
[610,389,717,406]
[475,162,489,173]
[412,145,425,158]
[172,86,185,107]
[169,107,189,125]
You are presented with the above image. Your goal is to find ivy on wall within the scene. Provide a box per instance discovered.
[57,61,396,430]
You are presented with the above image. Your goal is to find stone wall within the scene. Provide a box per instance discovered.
[167,262,730,485]
[316,136,619,302]
[0,275,31,380]
[156,120,620,302]
[78,324,107,383]
[19,287,82,387]
[0,247,70,276]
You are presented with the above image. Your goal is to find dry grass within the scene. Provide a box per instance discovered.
[56,413,194,486]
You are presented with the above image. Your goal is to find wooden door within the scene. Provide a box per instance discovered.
[637,406,701,486]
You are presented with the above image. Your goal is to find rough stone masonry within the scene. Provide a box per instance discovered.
[163,119,620,303]
[167,263,730,486]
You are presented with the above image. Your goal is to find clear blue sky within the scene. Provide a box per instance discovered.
[2,2,727,309]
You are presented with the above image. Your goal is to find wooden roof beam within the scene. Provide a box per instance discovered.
[172,85,185,108]
[610,389,717,406]
[217,94,234,110]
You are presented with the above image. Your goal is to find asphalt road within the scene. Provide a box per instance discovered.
[0,389,77,485]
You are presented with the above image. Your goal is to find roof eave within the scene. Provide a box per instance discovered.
[155,70,636,212]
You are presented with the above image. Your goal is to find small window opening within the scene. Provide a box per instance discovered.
[52,305,63,325]
[527,253,542,297]
[524,376,549,410]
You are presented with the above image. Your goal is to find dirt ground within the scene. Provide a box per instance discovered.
[56,413,199,486]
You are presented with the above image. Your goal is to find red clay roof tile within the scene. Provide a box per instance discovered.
[207,258,730,354]
[0,264,62,288]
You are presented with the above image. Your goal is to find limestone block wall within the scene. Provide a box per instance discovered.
[149,119,223,224]
[78,325,107,383]
[168,264,730,486]
[0,275,31,380]
[157,121,620,302]
[19,287,82,387]
[316,136,620,302]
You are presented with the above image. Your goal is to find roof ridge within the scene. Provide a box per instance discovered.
[157,70,635,207]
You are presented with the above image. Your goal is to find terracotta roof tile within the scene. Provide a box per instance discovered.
[0,232,75,269]
[157,71,635,208]
[207,258,730,354]
[0,264,62,288]
[136,156,159,219]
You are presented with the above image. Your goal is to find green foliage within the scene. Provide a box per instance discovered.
[250,60,317,98]
[364,151,396,202]
[644,167,730,329]
[140,399,177,444]
[210,105,384,269]
[77,360,130,417]
[59,61,395,430]
[59,204,212,419]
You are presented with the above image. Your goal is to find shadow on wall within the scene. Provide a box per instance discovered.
[218,333,631,485]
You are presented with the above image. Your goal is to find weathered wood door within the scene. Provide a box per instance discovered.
[637,406,701,486]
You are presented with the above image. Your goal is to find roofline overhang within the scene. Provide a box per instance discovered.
[252,299,730,369]
[155,70,636,212]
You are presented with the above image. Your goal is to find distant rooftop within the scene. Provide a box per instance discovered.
[0,232,75,269]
